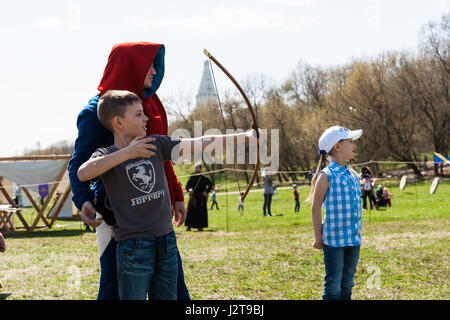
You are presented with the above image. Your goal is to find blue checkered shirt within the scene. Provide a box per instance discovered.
[321,161,362,247]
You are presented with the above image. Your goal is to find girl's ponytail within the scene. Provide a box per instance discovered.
[306,150,329,202]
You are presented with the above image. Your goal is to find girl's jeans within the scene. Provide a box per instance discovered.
[116,231,178,300]
[322,244,360,300]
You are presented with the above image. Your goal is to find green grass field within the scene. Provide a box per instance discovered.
[0,179,449,300]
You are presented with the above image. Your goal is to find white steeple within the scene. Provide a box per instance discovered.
[196,60,218,107]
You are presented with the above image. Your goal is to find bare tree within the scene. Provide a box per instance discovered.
[395,53,449,175]
[163,87,195,135]
[419,13,450,74]
[283,60,330,110]
[412,12,450,174]
[241,72,273,121]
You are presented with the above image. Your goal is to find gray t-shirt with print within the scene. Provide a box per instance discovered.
[91,135,181,241]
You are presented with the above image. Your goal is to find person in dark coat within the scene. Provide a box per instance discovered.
[185,163,213,231]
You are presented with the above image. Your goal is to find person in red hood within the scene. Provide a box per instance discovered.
[68,42,190,300]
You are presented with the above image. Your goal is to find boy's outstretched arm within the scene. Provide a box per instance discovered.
[179,129,261,153]
[78,136,156,181]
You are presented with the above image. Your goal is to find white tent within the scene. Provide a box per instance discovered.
[0,159,67,193]
[0,155,74,231]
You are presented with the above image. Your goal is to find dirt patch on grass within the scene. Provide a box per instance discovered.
[362,220,450,252]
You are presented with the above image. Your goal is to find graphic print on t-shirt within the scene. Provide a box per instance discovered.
[126,159,156,194]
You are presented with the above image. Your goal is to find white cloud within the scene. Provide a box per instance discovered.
[29,5,80,31]
[128,7,319,34]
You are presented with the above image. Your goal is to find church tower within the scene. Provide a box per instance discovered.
[196,60,218,107]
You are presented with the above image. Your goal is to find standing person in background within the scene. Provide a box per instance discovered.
[68,42,190,300]
[185,163,213,231]
[360,166,378,209]
[237,191,245,215]
[293,184,300,213]
[362,176,377,210]
[210,188,219,210]
[262,168,274,216]
[13,186,21,207]
[308,126,363,300]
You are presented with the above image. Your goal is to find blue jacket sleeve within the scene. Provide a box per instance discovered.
[68,96,112,210]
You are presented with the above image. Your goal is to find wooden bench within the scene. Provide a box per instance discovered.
[0,204,19,232]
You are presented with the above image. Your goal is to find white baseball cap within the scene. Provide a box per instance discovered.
[318,126,363,154]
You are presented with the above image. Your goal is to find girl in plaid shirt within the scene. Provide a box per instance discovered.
[307,126,363,300]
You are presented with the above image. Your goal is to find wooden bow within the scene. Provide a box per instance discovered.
[203,49,260,201]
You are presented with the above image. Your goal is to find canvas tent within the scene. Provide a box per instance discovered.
[0,155,74,232]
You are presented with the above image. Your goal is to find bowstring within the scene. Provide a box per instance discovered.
[207,58,243,206]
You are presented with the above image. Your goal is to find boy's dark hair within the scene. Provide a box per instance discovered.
[97,90,142,132]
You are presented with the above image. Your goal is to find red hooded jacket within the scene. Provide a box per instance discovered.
[97,42,184,206]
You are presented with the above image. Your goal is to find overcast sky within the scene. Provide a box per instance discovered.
[0,0,448,157]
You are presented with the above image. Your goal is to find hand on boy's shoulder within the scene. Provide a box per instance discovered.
[125,136,157,159]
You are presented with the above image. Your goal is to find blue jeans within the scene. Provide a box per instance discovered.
[116,232,178,300]
[97,236,190,300]
[322,244,360,300]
